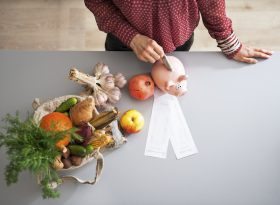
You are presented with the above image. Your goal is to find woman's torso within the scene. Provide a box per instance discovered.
[112,0,200,52]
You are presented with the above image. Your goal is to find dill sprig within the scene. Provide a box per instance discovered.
[0,113,82,199]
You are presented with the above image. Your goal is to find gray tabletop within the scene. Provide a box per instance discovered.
[0,51,279,205]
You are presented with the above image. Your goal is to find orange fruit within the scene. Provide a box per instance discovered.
[40,112,73,150]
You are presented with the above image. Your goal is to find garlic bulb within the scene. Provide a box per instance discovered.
[94,63,109,77]
[99,73,115,90]
[69,65,126,107]
[106,87,121,103]
[114,73,127,88]
[94,89,108,106]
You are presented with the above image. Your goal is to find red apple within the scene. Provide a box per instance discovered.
[128,74,154,100]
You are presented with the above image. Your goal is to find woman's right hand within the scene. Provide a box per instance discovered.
[130,34,164,63]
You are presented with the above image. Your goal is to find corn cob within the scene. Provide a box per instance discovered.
[93,129,106,138]
[91,134,113,149]
[90,107,118,129]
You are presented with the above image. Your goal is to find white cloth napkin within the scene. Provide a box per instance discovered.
[145,89,198,159]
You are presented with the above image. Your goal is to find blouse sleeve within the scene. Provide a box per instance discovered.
[197,0,242,58]
[197,0,233,40]
[84,0,139,47]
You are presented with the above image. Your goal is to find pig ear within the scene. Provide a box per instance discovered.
[178,75,188,82]
[165,81,175,91]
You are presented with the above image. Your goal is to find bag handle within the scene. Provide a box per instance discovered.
[61,148,104,185]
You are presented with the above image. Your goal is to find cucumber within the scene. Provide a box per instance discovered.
[85,144,94,154]
[68,145,87,157]
[55,97,78,113]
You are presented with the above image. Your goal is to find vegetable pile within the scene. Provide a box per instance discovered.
[0,64,132,199]
[0,96,120,199]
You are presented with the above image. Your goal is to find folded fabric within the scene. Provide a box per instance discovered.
[145,89,198,159]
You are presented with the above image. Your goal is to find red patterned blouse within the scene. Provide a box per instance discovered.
[85,0,241,57]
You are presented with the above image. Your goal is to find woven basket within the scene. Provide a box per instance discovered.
[32,95,126,186]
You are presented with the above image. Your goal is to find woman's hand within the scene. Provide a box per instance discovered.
[130,34,164,63]
[233,45,273,64]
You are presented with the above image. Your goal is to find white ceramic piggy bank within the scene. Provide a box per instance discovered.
[151,56,188,96]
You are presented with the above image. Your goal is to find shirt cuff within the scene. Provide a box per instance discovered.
[217,32,242,59]
[225,43,242,59]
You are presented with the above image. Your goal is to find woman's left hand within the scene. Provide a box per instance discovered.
[233,45,273,64]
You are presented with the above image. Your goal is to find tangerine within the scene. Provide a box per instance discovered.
[40,112,73,150]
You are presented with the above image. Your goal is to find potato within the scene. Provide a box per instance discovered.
[61,158,72,169]
[70,156,82,166]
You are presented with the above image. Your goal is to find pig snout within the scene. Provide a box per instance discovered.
[166,79,188,96]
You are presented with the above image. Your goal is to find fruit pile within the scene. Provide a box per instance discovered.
[39,96,121,170]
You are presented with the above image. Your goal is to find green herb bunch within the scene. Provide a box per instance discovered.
[0,113,82,199]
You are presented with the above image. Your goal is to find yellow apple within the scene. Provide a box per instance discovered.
[120,109,144,133]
